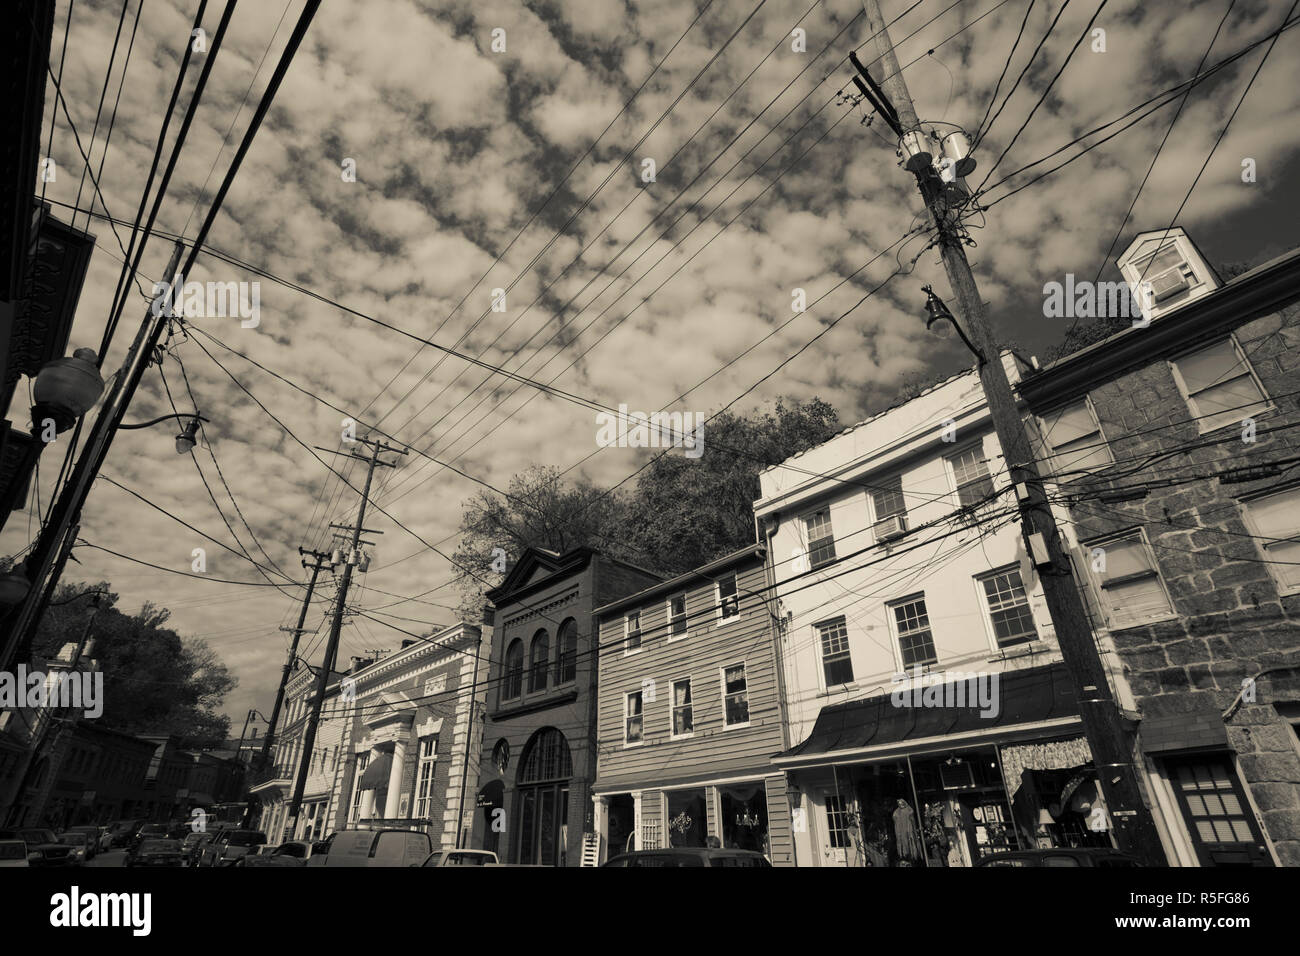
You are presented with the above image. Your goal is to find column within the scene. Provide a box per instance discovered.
[592,795,608,863]
[384,738,406,819]
[631,791,642,850]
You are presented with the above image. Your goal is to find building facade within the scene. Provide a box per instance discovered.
[1019,228,1300,866]
[591,544,795,864]
[755,353,1128,866]
[326,623,487,851]
[469,548,659,865]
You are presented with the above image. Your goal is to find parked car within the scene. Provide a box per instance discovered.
[199,829,267,867]
[976,848,1142,867]
[0,840,29,868]
[602,848,773,867]
[0,828,77,866]
[419,849,499,867]
[97,827,114,852]
[164,820,191,840]
[239,841,311,867]
[56,831,96,864]
[128,839,186,867]
[127,823,170,857]
[61,826,100,860]
[306,828,431,867]
[109,820,145,848]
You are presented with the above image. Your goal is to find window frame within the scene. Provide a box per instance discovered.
[624,690,644,747]
[555,619,577,686]
[868,474,907,525]
[670,677,694,740]
[944,444,995,510]
[975,564,1040,650]
[888,593,938,671]
[413,735,438,820]
[503,639,524,702]
[1038,395,1113,480]
[666,593,688,642]
[716,572,740,622]
[1081,528,1177,629]
[719,661,750,729]
[803,506,837,570]
[1238,483,1300,596]
[624,610,642,655]
[1167,334,1273,435]
[528,630,550,694]
[814,615,854,689]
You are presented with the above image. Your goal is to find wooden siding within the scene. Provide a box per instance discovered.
[764,773,796,866]
[594,558,785,791]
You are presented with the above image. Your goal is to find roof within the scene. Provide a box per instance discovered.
[594,543,766,618]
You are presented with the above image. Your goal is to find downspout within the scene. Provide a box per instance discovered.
[761,512,797,866]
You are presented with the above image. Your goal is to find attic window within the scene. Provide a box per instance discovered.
[1130,243,1197,304]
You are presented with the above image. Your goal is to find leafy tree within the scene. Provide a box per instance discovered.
[27,579,235,748]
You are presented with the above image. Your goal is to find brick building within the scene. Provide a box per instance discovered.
[469,548,659,865]
[1018,228,1300,866]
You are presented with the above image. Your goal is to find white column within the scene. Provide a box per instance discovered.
[384,739,406,818]
[359,748,377,820]
[631,792,643,850]
[592,795,608,862]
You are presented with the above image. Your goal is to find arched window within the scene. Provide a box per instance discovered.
[516,728,571,866]
[556,618,578,685]
[529,630,550,693]
[517,727,572,784]
[504,640,524,701]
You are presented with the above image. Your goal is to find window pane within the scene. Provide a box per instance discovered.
[1177,340,1244,394]
[872,477,906,521]
[817,616,853,685]
[1097,538,1153,581]
[724,664,749,724]
[806,510,837,569]
[1246,489,1300,539]
[893,599,937,667]
[1191,376,1268,430]
[670,595,687,636]
[1108,575,1173,622]
[1044,402,1096,446]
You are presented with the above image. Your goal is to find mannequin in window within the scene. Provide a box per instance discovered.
[893,798,922,862]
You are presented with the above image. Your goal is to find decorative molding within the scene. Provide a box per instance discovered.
[503,589,579,630]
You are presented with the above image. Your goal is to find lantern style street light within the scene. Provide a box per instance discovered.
[31,348,105,436]
[922,285,986,366]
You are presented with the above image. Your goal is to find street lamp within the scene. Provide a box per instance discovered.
[31,348,105,436]
[118,412,209,455]
[922,285,986,366]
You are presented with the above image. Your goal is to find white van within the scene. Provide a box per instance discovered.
[307,829,431,867]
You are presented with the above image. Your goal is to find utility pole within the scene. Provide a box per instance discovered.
[284,437,404,838]
[856,0,1167,864]
[240,548,331,828]
[0,240,185,672]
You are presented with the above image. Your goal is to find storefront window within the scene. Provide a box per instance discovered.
[665,788,708,848]
[720,783,769,855]
[909,748,1018,866]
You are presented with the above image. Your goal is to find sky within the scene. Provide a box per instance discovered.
[7,0,1299,727]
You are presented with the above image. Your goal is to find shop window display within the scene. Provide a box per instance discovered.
[720,783,769,855]
[665,788,708,848]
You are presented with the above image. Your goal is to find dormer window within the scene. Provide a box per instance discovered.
[1131,244,1197,304]
[1117,229,1218,323]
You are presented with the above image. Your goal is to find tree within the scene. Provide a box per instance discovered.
[27,579,236,748]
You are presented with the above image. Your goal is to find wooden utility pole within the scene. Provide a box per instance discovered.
[856,0,1167,864]
[284,437,404,837]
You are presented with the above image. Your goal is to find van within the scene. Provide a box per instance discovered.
[307,828,431,867]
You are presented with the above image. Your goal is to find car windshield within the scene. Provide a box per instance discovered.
[140,840,181,852]
[422,852,444,867]
[25,830,57,843]
[445,853,488,865]
[58,834,87,845]
[226,832,265,846]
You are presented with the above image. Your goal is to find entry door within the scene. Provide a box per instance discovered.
[819,791,851,867]
[1165,755,1272,867]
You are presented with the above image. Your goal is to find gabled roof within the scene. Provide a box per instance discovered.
[594,544,766,619]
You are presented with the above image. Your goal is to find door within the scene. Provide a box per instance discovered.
[819,791,851,867]
[1164,754,1272,867]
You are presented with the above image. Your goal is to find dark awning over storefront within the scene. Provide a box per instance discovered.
[359,752,392,790]
[776,662,1079,765]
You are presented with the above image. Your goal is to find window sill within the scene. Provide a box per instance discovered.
[1105,612,1180,631]
[721,722,751,732]
[1192,402,1276,436]
[622,741,644,749]
[670,732,694,741]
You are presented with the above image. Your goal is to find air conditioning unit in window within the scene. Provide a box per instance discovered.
[1145,266,1190,303]
[873,514,908,541]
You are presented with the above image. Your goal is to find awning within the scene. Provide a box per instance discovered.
[775,662,1080,767]
[359,752,392,790]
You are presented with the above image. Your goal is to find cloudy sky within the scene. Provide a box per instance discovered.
[8,0,1299,725]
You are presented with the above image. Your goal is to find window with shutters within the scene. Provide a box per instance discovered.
[1170,337,1271,433]
[804,508,837,569]
[1084,530,1175,627]
[816,616,854,687]
[978,566,1039,647]
[1041,398,1112,478]
[1240,486,1300,595]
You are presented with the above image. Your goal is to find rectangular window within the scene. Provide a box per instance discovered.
[1172,338,1270,432]
[804,508,837,569]
[1042,399,1112,477]
[1085,530,1174,627]
[979,566,1039,647]
[1240,486,1300,594]
[722,663,749,726]
[948,446,995,508]
[717,573,739,620]
[671,679,693,737]
[871,475,907,522]
[891,596,937,668]
[668,594,687,639]
[350,752,370,823]
[414,736,438,820]
[625,611,642,652]
[825,794,852,849]
[816,616,854,687]
[625,691,643,744]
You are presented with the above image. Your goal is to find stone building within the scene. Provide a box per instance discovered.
[1018,227,1300,866]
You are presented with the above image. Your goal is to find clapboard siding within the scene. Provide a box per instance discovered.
[764,774,796,866]
[594,556,785,790]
